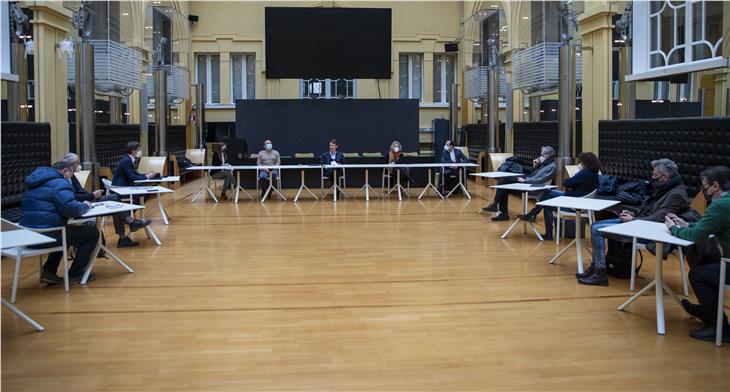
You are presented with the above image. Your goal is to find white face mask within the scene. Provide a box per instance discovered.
[393,146,400,153]
[265,143,273,150]
[538,155,547,163]
[444,145,450,151]
[135,150,143,158]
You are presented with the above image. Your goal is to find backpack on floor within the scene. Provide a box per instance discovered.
[605,238,642,279]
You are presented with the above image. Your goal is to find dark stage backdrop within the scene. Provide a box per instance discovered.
[235,99,419,156]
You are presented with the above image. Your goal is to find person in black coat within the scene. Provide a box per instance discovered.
[112,141,159,187]
[440,140,469,193]
[63,153,150,248]
[320,139,346,187]
[517,152,601,240]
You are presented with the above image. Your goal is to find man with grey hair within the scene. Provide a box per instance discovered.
[482,146,558,221]
[580,158,691,286]
[62,153,150,248]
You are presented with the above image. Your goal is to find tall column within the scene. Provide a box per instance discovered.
[29,3,72,160]
[219,51,231,104]
[578,8,614,155]
[423,52,434,104]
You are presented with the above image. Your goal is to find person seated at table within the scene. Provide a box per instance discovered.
[210,142,238,201]
[666,165,730,343]
[112,141,159,187]
[517,152,601,240]
[440,140,469,193]
[63,153,149,248]
[581,158,692,286]
[483,146,557,222]
[321,139,346,194]
[20,161,99,284]
[256,139,281,199]
[387,140,411,186]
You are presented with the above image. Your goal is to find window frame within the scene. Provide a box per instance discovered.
[399,53,423,101]
[230,53,255,101]
[195,53,220,104]
[433,53,456,104]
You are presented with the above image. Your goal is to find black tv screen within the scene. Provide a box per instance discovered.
[265,7,391,79]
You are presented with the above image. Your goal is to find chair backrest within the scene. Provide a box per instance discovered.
[1,218,21,231]
[249,153,259,159]
[101,178,114,188]
[185,148,205,165]
[74,170,92,191]
[362,152,383,157]
[98,166,113,181]
[295,153,314,158]
[403,152,418,157]
[487,152,512,172]
[455,146,469,159]
[138,156,167,175]
[343,152,359,158]
[690,191,707,215]
[583,189,598,199]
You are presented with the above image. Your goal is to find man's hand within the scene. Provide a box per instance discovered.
[665,213,689,229]
[93,189,104,199]
[83,201,93,207]
[145,172,157,179]
[619,210,635,222]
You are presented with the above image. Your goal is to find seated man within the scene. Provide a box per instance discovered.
[320,139,346,192]
[112,141,159,187]
[210,142,238,201]
[666,165,730,343]
[483,146,557,222]
[62,153,149,248]
[257,139,281,199]
[582,159,692,286]
[440,140,469,193]
[20,161,99,283]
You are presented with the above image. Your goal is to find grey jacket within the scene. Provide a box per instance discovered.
[523,158,556,185]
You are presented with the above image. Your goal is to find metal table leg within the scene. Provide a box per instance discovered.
[2,299,44,331]
[294,169,319,202]
[418,168,443,200]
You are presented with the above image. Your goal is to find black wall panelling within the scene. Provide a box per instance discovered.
[513,121,583,165]
[1,122,52,221]
[463,123,506,161]
[598,117,730,197]
[96,124,141,170]
[236,99,419,157]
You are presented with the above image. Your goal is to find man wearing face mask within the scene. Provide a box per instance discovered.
[481,146,557,222]
[440,140,469,193]
[581,158,691,286]
[20,161,99,284]
[62,153,150,248]
[210,142,239,201]
[256,139,281,199]
[112,141,159,187]
[321,139,346,196]
[666,165,730,343]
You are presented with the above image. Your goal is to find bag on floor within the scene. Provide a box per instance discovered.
[684,236,722,267]
[606,238,642,279]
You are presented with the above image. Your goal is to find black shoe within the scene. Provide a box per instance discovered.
[117,237,140,248]
[578,268,609,286]
[491,213,509,222]
[542,232,554,241]
[69,272,96,284]
[689,325,730,343]
[575,263,596,279]
[517,214,536,222]
[480,204,499,213]
[681,299,710,324]
[40,270,64,285]
[129,219,151,232]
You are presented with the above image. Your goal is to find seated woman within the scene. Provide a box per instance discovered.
[517,152,601,240]
[387,140,411,185]
[210,142,237,201]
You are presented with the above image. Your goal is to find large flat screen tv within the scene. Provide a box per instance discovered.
[265,7,391,79]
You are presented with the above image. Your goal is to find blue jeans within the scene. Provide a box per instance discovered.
[259,169,279,181]
[527,189,566,235]
[590,218,649,269]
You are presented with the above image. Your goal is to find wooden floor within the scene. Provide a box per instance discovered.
[2,179,728,391]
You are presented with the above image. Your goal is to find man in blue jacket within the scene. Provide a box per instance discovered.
[440,139,470,193]
[63,153,150,248]
[112,141,159,186]
[20,161,100,284]
[320,139,346,196]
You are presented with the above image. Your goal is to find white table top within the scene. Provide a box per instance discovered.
[1,229,55,249]
[189,163,478,171]
[134,176,180,184]
[490,183,556,192]
[470,171,523,178]
[72,201,144,220]
[537,196,620,211]
[109,186,174,196]
[598,219,694,246]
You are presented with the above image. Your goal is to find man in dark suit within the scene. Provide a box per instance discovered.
[112,141,158,187]
[63,153,150,248]
[440,139,469,193]
[320,139,346,189]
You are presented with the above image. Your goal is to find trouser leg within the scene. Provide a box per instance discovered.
[590,218,623,269]
[689,263,730,327]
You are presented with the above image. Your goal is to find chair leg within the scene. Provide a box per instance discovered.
[716,261,727,347]
[555,210,561,245]
[678,247,689,297]
[630,237,638,292]
[11,253,22,304]
[61,245,70,293]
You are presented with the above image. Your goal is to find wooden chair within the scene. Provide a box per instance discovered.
[403,152,419,157]
[295,153,314,158]
[483,152,512,186]
[74,170,92,192]
[690,191,708,215]
[185,149,205,165]
[138,156,167,177]
[1,219,70,302]
[343,152,360,158]
[362,152,383,158]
